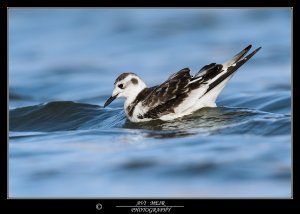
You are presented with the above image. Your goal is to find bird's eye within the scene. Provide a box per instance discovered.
[118,84,124,89]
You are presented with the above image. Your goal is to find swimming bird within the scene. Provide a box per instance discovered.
[104,45,261,122]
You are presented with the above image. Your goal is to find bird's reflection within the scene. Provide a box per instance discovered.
[123,107,255,139]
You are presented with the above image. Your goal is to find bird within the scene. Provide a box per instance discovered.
[104,45,261,122]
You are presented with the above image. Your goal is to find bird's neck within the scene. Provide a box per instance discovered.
[124,83,147,109]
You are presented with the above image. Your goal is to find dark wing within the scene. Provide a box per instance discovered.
[143,68,191,108]
[140,68,192,118]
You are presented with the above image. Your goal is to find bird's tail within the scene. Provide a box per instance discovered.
[204,45,262,96]
[223,44,253,68]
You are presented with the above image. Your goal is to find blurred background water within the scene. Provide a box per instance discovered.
[9,8,291,197]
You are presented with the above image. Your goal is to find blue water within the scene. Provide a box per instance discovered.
[9,9,291,197]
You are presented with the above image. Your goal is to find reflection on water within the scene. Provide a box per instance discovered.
[123,107,255,138]
[9,9,291,197]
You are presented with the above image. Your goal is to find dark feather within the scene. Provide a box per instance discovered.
[139,68,192,119]
[199,64,223,81]
[114,72,136,84]
[195,63,217,76]
[143,68,191,108]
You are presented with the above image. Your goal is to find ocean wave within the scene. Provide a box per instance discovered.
[9,101,290,137]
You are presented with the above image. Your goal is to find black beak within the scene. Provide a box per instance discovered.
[104,95,117,108]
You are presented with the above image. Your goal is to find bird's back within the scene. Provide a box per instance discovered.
[125,45,261,122]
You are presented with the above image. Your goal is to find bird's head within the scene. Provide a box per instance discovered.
[104,73,146,107]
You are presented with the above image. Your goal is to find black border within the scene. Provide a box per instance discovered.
[4,199,298,212]
[3,0,297,212]
[3,0,295,7]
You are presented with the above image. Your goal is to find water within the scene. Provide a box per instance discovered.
[9,9,291,197]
